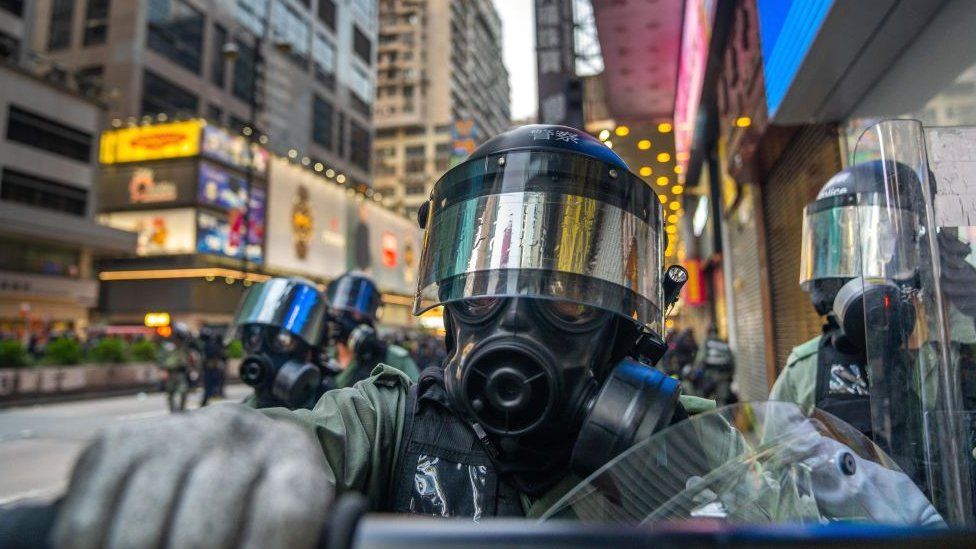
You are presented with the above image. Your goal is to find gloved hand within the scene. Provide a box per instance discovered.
[52,405,332,549]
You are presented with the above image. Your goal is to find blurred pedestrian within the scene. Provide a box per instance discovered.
[157,323,194,412]
[199,327,227,407]
[695,325,737,406]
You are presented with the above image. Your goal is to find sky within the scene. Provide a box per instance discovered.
[493,0,538,121]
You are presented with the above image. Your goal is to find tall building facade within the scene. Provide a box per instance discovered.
[29,0,376,189]
[372,0,509,218]
[0,2,135,337]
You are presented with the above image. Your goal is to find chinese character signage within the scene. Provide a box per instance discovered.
[535,0,581,128]
[100,121,204,164]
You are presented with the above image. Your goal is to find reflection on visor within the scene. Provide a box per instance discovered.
[414,191,663,328]
[799,200,919,286]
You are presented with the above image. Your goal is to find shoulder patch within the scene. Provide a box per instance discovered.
[786,336,821,368]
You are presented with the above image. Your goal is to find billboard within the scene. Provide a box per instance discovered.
[673,0,717,172]
[196,163,265,262]
[99,120,203,164]
[99,209,197,255]
[98,160,198,210]
[345,198,424,296]
[201,125,270,177]
[265,158,347,279]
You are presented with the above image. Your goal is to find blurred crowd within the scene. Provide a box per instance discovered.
[659,326,739,406]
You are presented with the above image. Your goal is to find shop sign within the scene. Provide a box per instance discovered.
[673,0,717,172]
[98,161,197,210]
[99,121,203,164]
[99,209,197,256]
[201,125,270,177]
[681,258,707,307]
[144,312,170,327]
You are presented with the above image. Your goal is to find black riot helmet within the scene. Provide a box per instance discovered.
[799,160,921,347]
[326,271,386,365]
[413,124,678,483]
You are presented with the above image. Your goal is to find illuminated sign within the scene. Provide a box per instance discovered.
[144,312,171,327]
[129,168,178,203]
[201,126,269,177]
[99,209,197,255]
[673,0,717,172]
[100,121,203,164]
[758,0,835,118]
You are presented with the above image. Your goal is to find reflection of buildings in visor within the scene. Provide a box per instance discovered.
[414,151,664,331]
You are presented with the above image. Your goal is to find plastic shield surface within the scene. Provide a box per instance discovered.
[541,402,941,526]
[225,277,328,346]
[413,150,665,332]
[854,120,976,526]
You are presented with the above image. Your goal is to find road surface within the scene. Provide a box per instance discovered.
[0,385,250,506]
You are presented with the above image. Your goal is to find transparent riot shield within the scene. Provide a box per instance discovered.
[853,119,976,526]
[541,402,941,526]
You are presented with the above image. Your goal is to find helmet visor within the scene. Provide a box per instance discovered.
[413,150,664,330]
[225,278,328,346]
[799,194,919,287]
[327,274,381,319]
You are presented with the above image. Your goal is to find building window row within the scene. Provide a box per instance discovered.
[0,167,88,216]
[6,105,94,163]
[147,0,205,74]
[141,69,199,118]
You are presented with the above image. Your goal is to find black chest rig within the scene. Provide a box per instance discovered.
[814,327,871,435]
[388,367,524,519]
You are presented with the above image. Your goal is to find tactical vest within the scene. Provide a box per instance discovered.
[814,329,872,435]
[387,367,524,519]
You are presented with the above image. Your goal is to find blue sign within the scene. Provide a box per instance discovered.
[757,0,834,117]
[198,162,247,211]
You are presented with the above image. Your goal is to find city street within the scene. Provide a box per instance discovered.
[0,385,250,506]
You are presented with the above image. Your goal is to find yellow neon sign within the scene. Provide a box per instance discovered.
[144,312,171,327]
[100,120,204,164]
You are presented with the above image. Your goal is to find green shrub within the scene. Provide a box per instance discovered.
[43,337,84,365]
[88,337,128,364]
[130,339,157,362]
[0,339,30,368]
[225,339,244,359]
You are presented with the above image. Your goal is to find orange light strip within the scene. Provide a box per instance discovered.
[98,268,271,282]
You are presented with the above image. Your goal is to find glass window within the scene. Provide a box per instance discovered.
[0,167,88,216]
[312,95,334,149]
[211,23,228,87]
[348,64,373,105]
[236,0,267,37]
[349,0,375,23]
[47,0,74,51]
[353,25,372,65]
[147,0,204,74]
[317,0,336,31]
[349,120,371,172]
[74,65,103,98]
[207,103,223,124]
[271,0,310,66]
[232,40,257,103]
[141,70,199,118]
[0,1,24,17]
[83,0,110,46]
[336,112,346,158]
[312,33,336,87]
[6,105,93,162]
[0,238,81,277]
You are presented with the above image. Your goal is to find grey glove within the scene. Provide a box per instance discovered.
[52,405,332,549]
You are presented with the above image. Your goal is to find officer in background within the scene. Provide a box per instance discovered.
[770,161,922,435]
[695,325,737,405]
[326,271,420,387]
[157,322,195,413]
[50,125,711,547]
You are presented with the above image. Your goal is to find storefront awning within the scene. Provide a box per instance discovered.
[0,202,137,254]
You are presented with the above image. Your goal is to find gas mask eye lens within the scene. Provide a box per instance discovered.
[274,330,296,353]
[454,298,501,319]
[541,300,604,325]
[243,325,263,353]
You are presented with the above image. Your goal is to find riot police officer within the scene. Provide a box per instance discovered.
[770,161,921,435]
[326,271,420,387]
[50,125,705,546]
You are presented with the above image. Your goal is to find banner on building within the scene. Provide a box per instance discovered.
[100,121,204,164]
[345,198,424,296]
[99,209,197,256]
[265,158,347,279]
[201,125,270,177]
[450,119,479,167]
[98,160,198,210]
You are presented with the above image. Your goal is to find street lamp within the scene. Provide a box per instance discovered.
[221,8,291,290]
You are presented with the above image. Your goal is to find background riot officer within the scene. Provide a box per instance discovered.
[770,160,921,435]
[46,125,701,546]
[325,271,419,387]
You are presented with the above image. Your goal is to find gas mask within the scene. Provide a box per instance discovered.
[443,297,680,479]
[333,311,386,368]
[833,277,917,352]
[238,324,323,409]
[227,277,330,410]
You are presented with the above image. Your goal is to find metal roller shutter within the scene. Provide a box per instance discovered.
[761,124,843,376]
